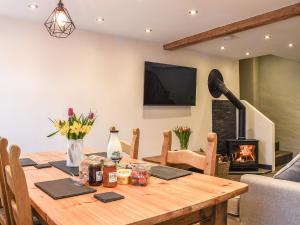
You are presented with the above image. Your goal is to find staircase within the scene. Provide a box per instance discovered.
[275,140,293,167]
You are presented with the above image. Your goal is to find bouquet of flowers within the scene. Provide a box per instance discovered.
[47,108,96,167]
[173,126,192,150]
[47,108,96,140]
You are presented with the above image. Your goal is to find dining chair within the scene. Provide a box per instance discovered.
[160,131,217,176]
[4,145,33,225]
[120,128,140,159]
[0,138,13,225]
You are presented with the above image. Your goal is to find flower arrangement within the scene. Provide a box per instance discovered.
[47,108,96,140]
[173,126,192,150]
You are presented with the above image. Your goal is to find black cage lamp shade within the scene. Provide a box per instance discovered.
[44,0,75,38]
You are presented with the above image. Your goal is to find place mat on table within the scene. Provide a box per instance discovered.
[35,178,96,200]
[20,158,37,167]
[85,152,107,157]
[49,160,79,176]
[151,166,192,180]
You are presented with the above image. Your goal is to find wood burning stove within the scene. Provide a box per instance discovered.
[208,69,259,171]
[226,139,259,171]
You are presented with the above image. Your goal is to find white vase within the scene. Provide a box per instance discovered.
[67,139,84,167]
[107,131,122,160]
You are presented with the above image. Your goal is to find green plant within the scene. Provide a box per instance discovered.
[173,126,192,150]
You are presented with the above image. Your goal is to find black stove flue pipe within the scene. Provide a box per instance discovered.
[208,69,246,140]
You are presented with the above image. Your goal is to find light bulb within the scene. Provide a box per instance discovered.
[28,4,38,9]
[54,10,68,27]
[189,10,198,15]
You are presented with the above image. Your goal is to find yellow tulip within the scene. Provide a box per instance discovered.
[54,120,62,130]
[81,125,92,134]
[87,125,92,133]
[81,125,88,134]
[70,121,81,135]
[59,123,69,136]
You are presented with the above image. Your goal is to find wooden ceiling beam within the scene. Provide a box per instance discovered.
[163,3,300,50]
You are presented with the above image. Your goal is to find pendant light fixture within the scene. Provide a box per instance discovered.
[44,0,75,38]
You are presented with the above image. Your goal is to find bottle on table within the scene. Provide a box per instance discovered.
[107,126,123,162]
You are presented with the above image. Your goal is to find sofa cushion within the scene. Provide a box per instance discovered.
[274,153,300,182]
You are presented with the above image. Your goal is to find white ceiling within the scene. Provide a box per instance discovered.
[190,16,300,62]
[0,0,299,60]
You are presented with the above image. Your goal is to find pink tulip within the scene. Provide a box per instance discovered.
[89,112,94,119]
[68,108,74,117]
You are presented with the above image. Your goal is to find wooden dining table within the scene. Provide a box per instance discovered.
[22,149,248,225]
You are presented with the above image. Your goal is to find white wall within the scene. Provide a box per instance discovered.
[0,16,239,158]
[258,55,300,156]
[243,100,275,171]
[241,55,300,157]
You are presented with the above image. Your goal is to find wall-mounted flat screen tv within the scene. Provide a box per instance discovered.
[143,61,197,106]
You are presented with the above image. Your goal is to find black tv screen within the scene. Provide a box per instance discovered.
[143,62,197,106]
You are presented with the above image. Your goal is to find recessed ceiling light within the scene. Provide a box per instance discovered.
[220,46,225,50]
[189,10,198,15]
[246,52,250,56]
[96,18,104,22]
[288,43,294,48]
[145,28,152,33]
[28,4,38,9]
[264,34,271,40]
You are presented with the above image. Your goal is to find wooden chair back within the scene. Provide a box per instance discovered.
[160,131,217,176]
[0,138,13,225]
[120,128,140,159]
[5,145,33,225]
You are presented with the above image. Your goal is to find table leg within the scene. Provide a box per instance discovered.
[156,201,228,225]
[213,201,228,225]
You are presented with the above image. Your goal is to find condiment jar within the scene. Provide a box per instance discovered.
[88,162,102,186]
[103,161,117,188]
[130,164,151,186]
[117,169,132,185]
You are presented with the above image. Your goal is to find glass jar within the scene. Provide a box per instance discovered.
[79,155,103,184]
[117,169,132,185]
[103,161,117,188]
[88,162,103,186]
[130,164,151,186]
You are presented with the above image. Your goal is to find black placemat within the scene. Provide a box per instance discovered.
[49,160,79,176]
[20,158,37,167]
[35,178,96,200]
[94,192,124,203]
[151,166,192,180]
[85,152,107,157]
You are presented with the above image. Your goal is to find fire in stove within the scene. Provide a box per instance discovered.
[235,145,256,163]
[226,139,259,171]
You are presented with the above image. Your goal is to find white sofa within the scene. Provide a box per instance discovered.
[240,174,300,225]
